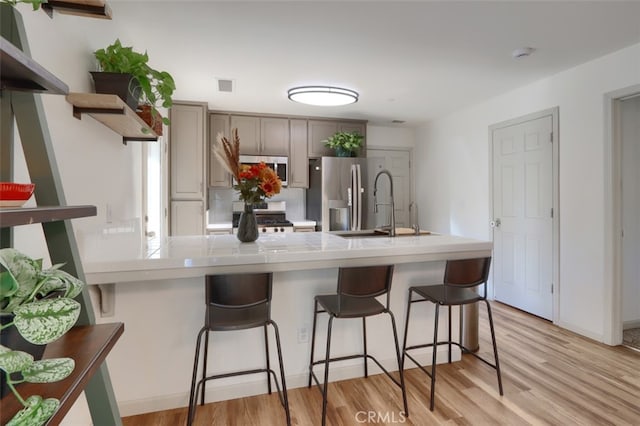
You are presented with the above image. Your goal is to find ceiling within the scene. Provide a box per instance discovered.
[91,1,640,127]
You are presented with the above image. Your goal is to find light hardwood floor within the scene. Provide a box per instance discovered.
[122,302,640,425]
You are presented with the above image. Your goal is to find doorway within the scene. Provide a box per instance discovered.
[490,108,559,321]
[604,85,640,346]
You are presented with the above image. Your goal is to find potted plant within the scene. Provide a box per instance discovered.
[0,0,45,10]
[93,39,176,133]
[323,131,364,157]
[0,248,85,425]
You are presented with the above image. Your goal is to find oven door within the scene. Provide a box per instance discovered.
[239,155,288,187]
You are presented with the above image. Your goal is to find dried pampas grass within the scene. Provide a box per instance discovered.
[213,127,241,181]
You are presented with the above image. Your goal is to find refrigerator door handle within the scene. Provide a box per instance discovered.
[351,164,362,230]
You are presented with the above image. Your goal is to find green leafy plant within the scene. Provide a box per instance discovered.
[0,248,85,426]
[0,0,45,10]
[323,131,364,156]
[94,39,176,127]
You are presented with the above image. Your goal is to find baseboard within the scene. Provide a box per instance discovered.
[623,319,640,330]
[117,346,459,417]
[557,320,604,343]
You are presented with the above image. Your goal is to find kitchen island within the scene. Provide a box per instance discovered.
[81,232,491,417]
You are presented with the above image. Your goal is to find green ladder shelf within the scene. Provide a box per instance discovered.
[0,5,122,425]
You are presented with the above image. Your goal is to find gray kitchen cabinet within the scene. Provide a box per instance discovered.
[170,102,207,199]
[231,115,289,156]
[289,119,308,188]
[169,102,207,235]
[209,113,232,188]
[171,200,205,236]
[307,120,338,158]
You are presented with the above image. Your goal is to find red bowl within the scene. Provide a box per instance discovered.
[0,182,35,201]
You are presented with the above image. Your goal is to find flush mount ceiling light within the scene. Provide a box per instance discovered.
[287,86,358,106]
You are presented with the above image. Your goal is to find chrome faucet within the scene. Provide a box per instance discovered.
[409,201,420,235]
[373,169,396,237]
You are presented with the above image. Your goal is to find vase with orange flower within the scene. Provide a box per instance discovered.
[213,128,282,242]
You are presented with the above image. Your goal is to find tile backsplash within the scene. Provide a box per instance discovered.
[208,187,306,223]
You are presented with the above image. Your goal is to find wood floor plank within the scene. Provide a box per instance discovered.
[122,302,640,425]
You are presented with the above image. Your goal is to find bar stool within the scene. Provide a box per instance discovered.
[187,273,291,425]
[308,265,408,426]
[402,257,503,411]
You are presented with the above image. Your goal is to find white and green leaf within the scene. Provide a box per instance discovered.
[6,395,59,426]
[0,349,34,374]
[13,298,80,345]
[22,358,75,383]
[37,268,84,299]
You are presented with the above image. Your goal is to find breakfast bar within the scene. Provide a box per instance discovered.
[81,232,492,417]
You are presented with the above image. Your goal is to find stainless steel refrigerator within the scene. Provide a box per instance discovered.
[306,157,369,231]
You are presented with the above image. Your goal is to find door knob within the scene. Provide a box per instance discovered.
[490,218,501,228]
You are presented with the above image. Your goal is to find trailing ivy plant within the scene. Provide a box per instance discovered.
[94,38,176,128]
[0,248,85,426]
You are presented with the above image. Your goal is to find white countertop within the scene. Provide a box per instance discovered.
[83,232,492,284]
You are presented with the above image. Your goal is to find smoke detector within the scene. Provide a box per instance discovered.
[512,47,535,59]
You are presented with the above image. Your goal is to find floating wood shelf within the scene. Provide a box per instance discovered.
[42,0,112,19]
[0,36,69,94]
[0,323,124,425]
[0,205,97,228]
[66,93,159,144]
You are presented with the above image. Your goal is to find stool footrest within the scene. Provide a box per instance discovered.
[403,341,500,372]
[310,353,404,389]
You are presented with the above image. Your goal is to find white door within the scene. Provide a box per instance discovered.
[492,114,554,320]
[367,149,412,228]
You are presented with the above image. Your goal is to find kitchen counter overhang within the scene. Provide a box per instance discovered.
[83,232,492,285]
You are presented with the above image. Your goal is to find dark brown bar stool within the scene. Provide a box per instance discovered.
[402,257,503,411]
[187,273,291,425]
[308,265,408,426]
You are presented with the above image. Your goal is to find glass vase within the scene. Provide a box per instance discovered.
[237,203,259,242]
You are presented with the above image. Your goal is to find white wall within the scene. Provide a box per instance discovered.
[416,42,640,342]
[367,125,415,149]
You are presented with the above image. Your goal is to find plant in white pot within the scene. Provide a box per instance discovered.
[0,248,85,425]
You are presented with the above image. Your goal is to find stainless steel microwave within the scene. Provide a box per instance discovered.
[239,155,288,187]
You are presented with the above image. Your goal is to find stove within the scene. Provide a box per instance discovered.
[232,205,294,234]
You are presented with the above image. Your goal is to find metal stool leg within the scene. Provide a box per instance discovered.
[448,306,452,363]
[321,315,334,426]
[401,290,414,368]
[308,300,319,388]
[430,304,440,411]
[388,310,409,416]
[484,300,504,395]
[270,321,292,426]
[362,317,368,378]
[200,329,209,405]
[187,327,207,426]
[264,324,272,394]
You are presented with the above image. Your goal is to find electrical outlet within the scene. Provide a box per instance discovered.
[297,325,309,343]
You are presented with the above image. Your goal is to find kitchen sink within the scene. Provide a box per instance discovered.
[332,228,434,238]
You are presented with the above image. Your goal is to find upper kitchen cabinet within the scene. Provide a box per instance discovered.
[289,119,308,188]
[308,120,338,158]
[231,115,289,156]
[209,113,232,188]
[170,102,207,200]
